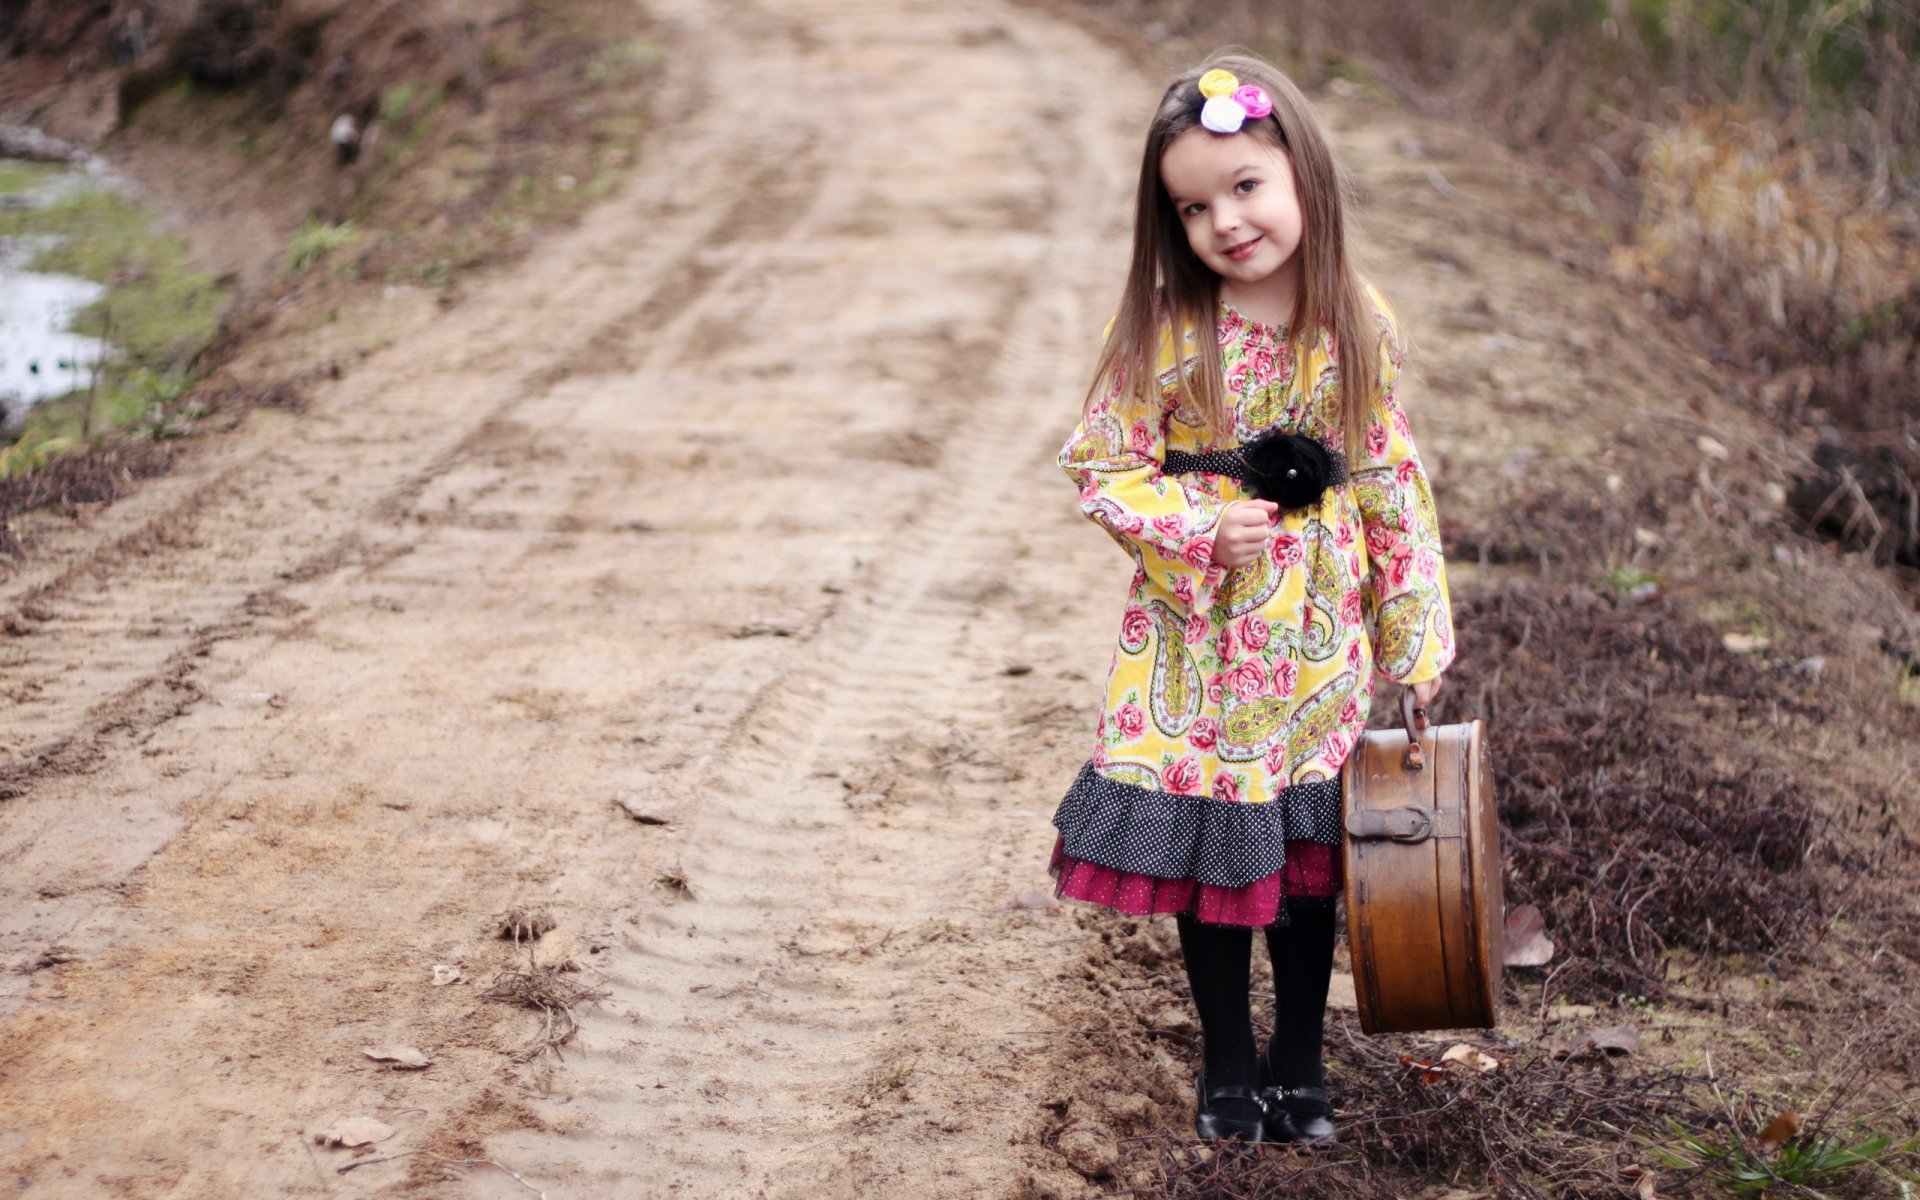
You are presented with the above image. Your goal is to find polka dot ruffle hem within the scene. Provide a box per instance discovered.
[1050,760,1342,888]
[1049,836,1340,927]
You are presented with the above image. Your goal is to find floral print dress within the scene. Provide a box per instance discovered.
[1050,296,1455,926]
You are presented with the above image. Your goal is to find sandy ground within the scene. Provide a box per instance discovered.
[0,0,1790,1197]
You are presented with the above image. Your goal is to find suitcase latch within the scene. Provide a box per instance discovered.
[1345,805,1435,843]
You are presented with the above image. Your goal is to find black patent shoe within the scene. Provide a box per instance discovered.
[1263,1085,1337,1145]
[1193,1071,1266,1143]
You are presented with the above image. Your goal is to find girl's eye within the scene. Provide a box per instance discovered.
[1182,203,1206,217]
[1235,179,1260,195]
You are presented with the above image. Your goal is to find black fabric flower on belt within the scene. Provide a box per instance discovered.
[1241,430,1341,510]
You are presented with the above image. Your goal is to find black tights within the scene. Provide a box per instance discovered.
[1176,902,1337,1102]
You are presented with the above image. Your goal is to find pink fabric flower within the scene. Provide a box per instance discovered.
[1233,84,1273,119]
[1396,459,1420,486]
[1226,660,1269,701]
[1165,755,1204,794]
[1119,606,1152,647]
[1152,513,1186,541]
[1365,523,1399,561]
[1212,773,1242,804]
[1324,729,1355,767]
[1185,610,1211,644]
[1180,536,1214,572]
[1271,658,1299,696]
[1130,421,1155,456]
[1240,614,1271,652]
[1340,589,1363,626]
[1387,542,1414,588]
[1189,718,1220,751]
[1265,744,1288,776]
[1365,422,1390,459]
[1115,703,1146,740]
[1172,575,1195,606]
[1270,532,1305,569]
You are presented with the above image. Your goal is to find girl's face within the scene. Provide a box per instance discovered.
[1159,127,1305,312]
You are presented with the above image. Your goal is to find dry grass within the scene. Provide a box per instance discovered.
[1108,1016,1920,1199]
[480,955,608,1065]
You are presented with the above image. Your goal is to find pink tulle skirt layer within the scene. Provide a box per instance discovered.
[1049,836,1342,927]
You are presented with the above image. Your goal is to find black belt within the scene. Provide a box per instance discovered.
[1162,433,1348,510]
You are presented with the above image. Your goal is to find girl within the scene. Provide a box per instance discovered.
[1050,53,1455,1145]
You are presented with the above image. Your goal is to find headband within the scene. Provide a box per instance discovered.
[1196,69,1274,135]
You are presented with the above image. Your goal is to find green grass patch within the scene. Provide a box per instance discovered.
[0,188,224,369]
[0,369,196,480]
[0,160,59,195]
[285,218,359,273]
[0,171,227,480]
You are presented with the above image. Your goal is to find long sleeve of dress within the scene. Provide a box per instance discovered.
[1059,353,1227,617]
[1351,325,1456,685]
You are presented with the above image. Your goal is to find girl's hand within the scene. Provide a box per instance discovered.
[1410,677,1442,719]
[1211,500,1278,570]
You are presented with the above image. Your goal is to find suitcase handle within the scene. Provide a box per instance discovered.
[1400,692,1431,771]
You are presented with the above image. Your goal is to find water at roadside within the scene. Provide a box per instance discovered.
[0,234,110,418]
[0,162,115,428]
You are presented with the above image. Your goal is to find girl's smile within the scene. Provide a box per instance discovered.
[1224,235,1263,261]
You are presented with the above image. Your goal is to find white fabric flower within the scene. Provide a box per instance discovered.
[1200,95,1246,135]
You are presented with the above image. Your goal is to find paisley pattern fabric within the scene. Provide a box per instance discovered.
[1052,293,1453,924]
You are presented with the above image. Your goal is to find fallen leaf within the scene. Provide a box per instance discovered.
[1440,1043,1499,1072]
[613,793,671,825]
[1696,435,1729,460]
[1636,1170,1660,1200]
[1722,632,1771,654]
[362,1044,432,1070]
[1503,904,1555,967]
[431,964,461,987]
[1590,1024,1641,1056]
[314,1117,394,1148]
[1756,1110,1801,1153]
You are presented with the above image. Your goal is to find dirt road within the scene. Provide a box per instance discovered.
[0,0,1755,1196]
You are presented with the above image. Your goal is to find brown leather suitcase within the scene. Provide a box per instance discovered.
[1339,696,1503,1033]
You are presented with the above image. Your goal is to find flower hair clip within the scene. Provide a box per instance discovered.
[1196,69,1274,135]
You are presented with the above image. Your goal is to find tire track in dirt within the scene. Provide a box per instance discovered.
[0,17,820,995]
[0,0,1149,1196]
[448,2,1154,1193]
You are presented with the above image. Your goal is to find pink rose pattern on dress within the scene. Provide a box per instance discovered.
[1060,296,1453,803]
[1164,755,1204,795]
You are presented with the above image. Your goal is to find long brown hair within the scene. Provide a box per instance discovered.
[1086,52,1387,460]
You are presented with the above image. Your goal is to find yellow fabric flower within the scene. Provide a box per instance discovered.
[1197,69,1239,99]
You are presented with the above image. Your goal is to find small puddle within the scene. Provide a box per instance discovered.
[0,234,110,415]
[1,162,116,428]
[0,154,224,450]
